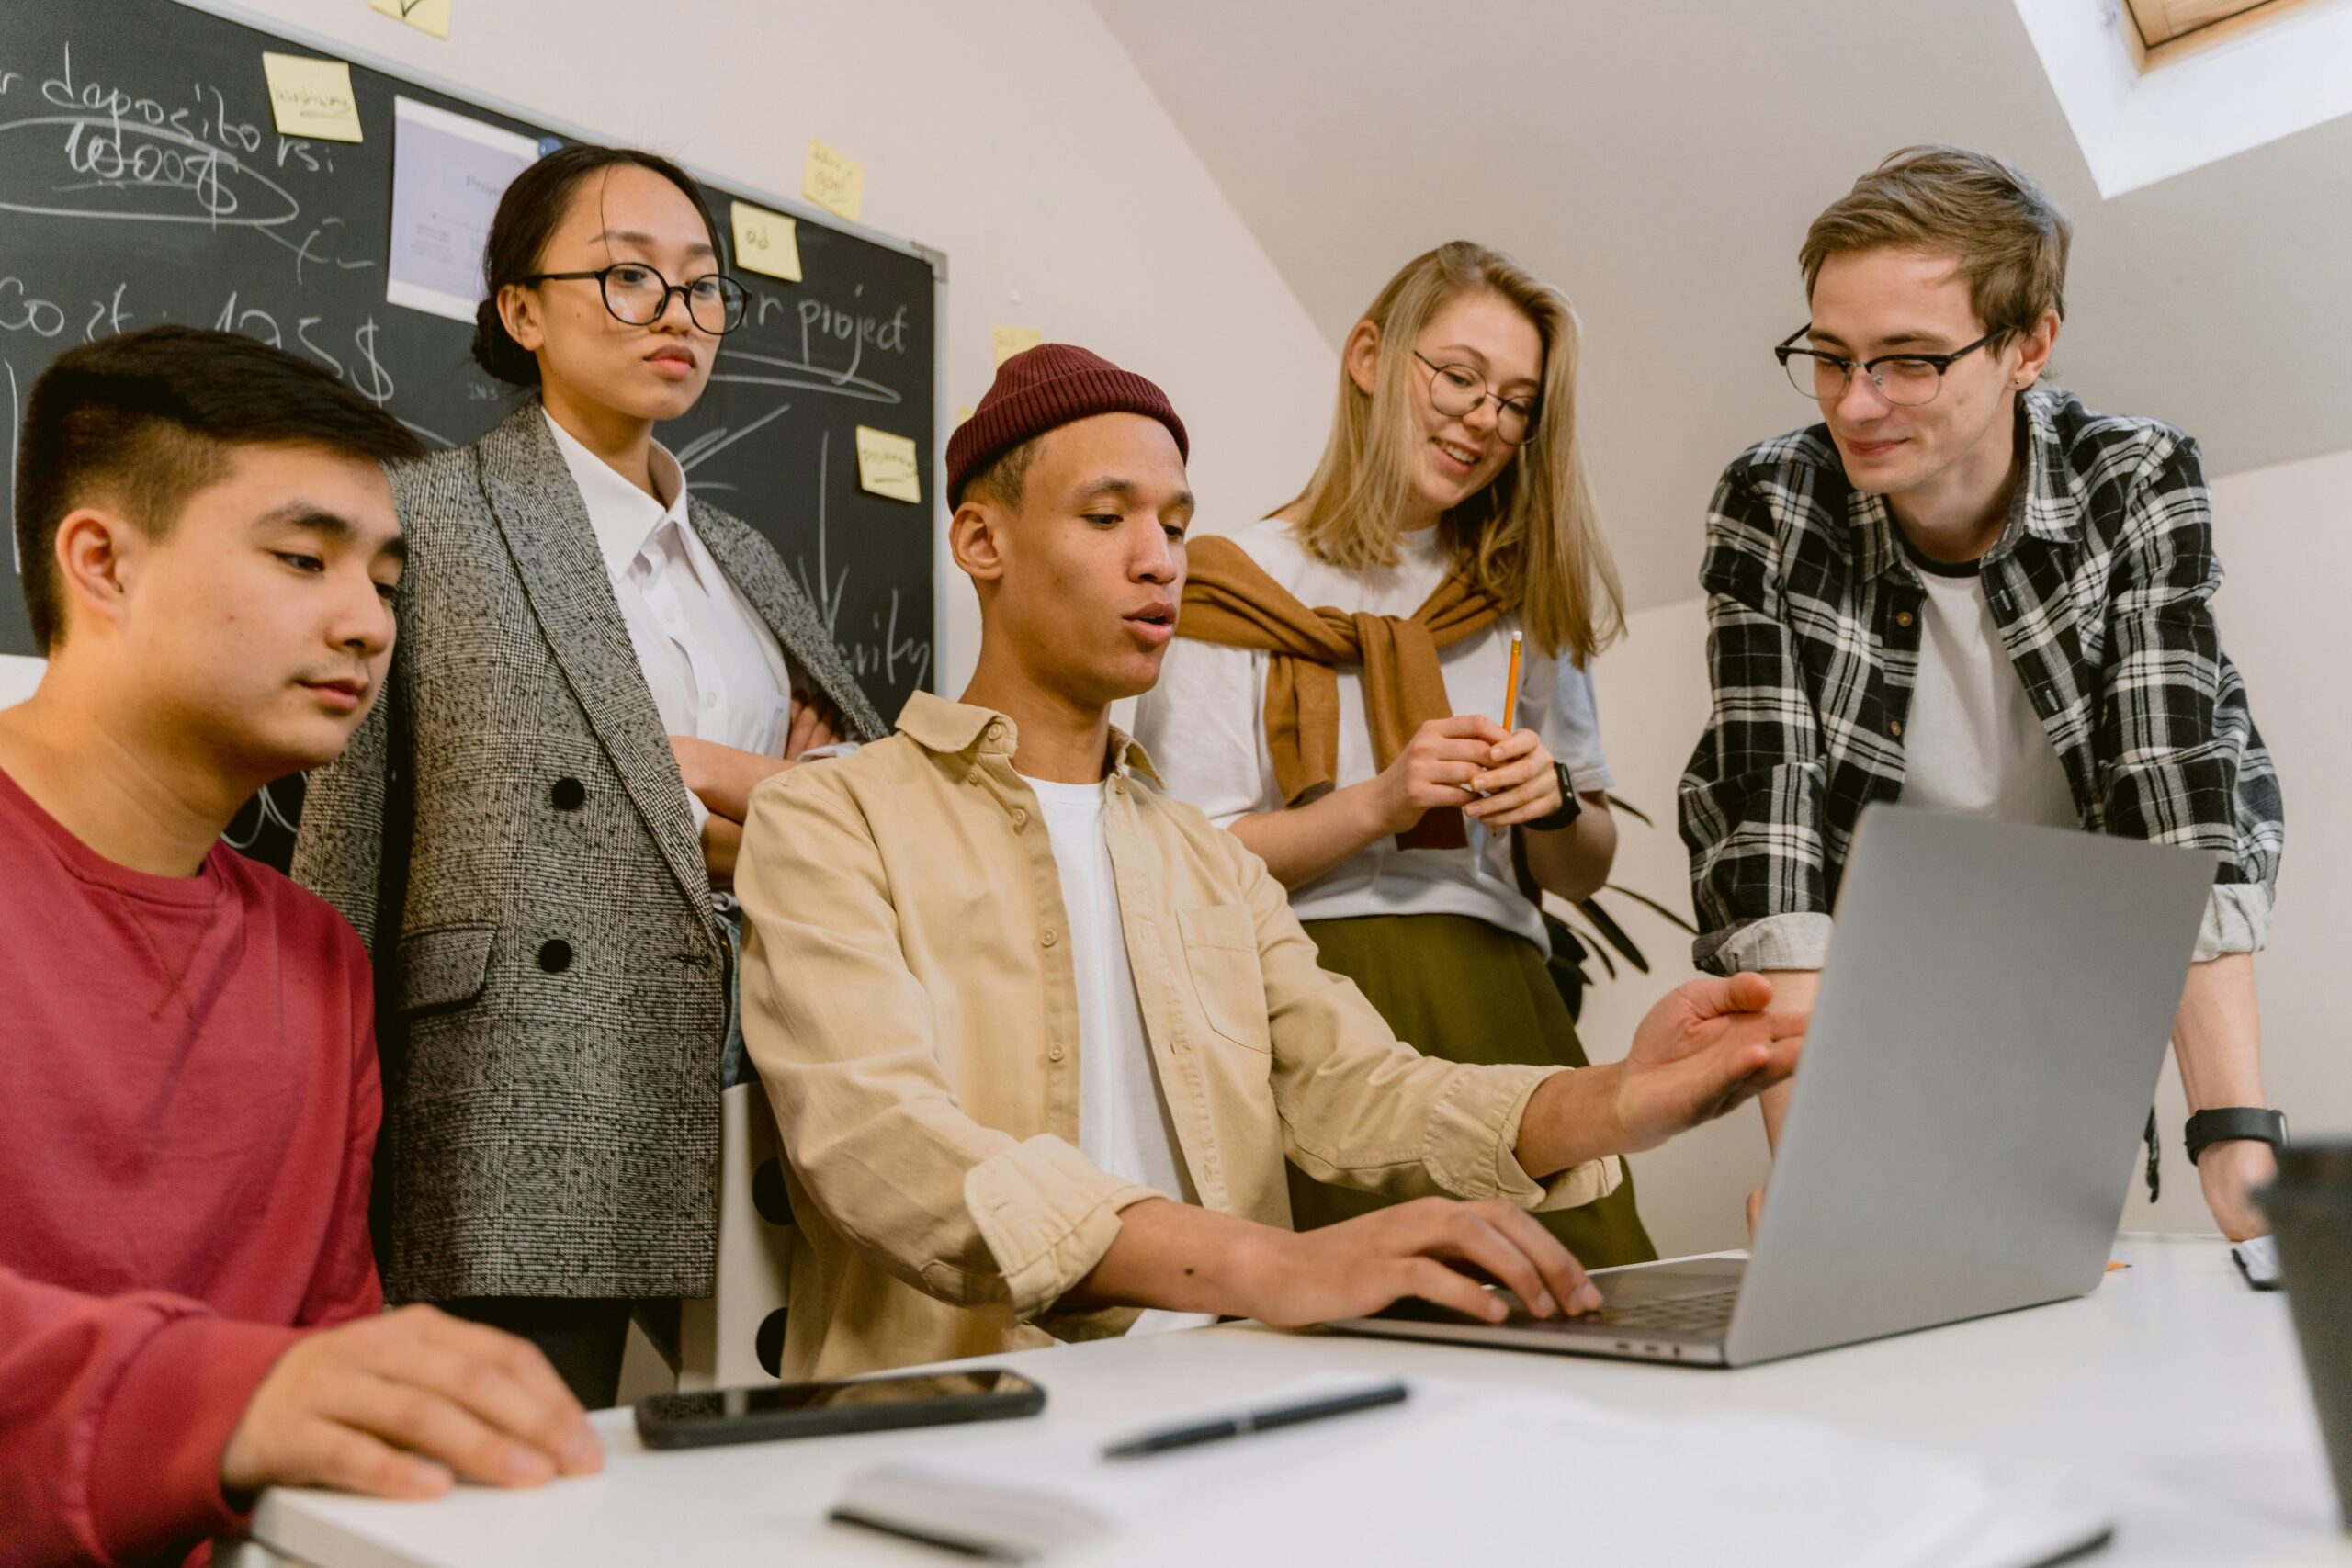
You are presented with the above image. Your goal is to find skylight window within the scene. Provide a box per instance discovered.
[2015,0,2352,195]
[2124,0,2316,64]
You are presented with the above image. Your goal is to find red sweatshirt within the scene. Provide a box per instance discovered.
[0,765,384,1566]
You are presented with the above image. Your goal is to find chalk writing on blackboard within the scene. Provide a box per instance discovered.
[1,2,941,867]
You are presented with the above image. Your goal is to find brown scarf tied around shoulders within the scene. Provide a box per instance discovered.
[1178,534,1507,851]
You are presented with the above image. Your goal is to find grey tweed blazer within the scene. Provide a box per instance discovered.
[292,400,885,1303]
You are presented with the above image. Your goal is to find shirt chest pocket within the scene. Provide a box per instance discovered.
[1175,905,1272,1055]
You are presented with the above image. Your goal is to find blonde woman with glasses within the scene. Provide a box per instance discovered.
[1135,241,1654,1266]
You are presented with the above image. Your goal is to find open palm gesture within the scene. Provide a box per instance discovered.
[1612,974,1805,1152]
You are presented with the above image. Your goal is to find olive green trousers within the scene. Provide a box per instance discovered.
[1291,912,1657,1269]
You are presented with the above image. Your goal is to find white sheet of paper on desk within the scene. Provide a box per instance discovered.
[386,97,541,322]
[836,1374,2107,1568]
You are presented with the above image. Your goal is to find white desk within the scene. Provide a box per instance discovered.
[248,1235,2351,1565]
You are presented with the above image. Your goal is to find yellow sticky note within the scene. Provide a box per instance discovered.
[991,325,1042,367]
[729,201,802,283]
[260,53,363,143]
[802,141,866,223]
[854,427,921,504]
[369,0,452,39]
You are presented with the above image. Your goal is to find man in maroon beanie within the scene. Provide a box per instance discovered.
[730,344,1805,1379]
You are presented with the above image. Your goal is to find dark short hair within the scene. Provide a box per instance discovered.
[959,435,1041,509]
[13,325,423,652]
[471,143,723,387]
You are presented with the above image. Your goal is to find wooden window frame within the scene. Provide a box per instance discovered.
[2121,0,2336,69]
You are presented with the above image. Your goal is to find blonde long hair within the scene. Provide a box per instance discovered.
[1281,241,1623,662]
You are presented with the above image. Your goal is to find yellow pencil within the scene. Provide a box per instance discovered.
[1500,631,1523,733]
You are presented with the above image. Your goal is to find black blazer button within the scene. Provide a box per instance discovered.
[551,777,585,810]
[537,939,573,974]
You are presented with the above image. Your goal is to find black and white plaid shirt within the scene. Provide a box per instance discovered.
[1679,386,2283,976]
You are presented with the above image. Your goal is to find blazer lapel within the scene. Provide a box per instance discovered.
[474,403,714,927]
[691,497,887,739]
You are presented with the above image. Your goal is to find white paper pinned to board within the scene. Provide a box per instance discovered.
[385,96,540,323]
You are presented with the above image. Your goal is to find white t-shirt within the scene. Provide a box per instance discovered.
[1897,549,2078,829]
[1022,773,1213,1338]
[1136,515,1614,948]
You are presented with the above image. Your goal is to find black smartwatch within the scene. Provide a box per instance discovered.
[2183,1108,2287,1166]
[1522,764,1583,832]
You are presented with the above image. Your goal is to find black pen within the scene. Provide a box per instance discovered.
[1100,1382,1410,1460]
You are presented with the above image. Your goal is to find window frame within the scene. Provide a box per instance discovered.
[2121,0,2332,70]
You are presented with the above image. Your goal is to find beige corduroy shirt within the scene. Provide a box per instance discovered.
[735,692,1619,1380]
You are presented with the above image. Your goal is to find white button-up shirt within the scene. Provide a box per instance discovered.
[544,412,797,831]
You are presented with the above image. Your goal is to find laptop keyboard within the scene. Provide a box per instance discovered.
[1548,1286,1740,1334]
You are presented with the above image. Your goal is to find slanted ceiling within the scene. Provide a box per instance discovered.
[1093,0,2352,611]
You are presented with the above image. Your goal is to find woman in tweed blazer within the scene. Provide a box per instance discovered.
[292,145,882,1404]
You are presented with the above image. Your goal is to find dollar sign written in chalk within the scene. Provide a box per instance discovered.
[351,317,395,406]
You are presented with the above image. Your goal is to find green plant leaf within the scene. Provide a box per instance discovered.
[1604,793,1653,828]
[1565,912,1617,978]
[1577,897,1649,974]
[1600,883,1701,935]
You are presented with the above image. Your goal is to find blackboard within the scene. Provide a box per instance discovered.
[0,0,941,861]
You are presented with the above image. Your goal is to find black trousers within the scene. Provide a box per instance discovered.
[441,1296,681,1410]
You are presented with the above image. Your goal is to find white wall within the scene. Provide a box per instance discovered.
[0,654,40,707]
[1578,445,2352,1258]
[227,0,1337,693]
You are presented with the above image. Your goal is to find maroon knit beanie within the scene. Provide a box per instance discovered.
[945,344,1189,505]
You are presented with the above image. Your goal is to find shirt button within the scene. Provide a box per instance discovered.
[537,939,573,974]
[550,776,585,810]
[1889,719,1904,739]
[1012,807,1028,829]
[967,767,983,784]
[985,720,1005,741]
[1048,1045,1065,1062]
[1042,929,1058,948]
[703,692,718,710]
[1896,611,1915,628]
[1113,779,1127,795]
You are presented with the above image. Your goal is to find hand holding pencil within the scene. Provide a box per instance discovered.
[1456,630,1572,829]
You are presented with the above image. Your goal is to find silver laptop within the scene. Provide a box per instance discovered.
[1329,806,2216,1368]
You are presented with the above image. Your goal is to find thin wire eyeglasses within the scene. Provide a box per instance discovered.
[1412,350,1540,446]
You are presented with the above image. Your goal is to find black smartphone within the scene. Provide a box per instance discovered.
[633,1368,1046,1450]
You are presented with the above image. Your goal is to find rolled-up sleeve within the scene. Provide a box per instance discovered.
[1227,831,1620,1208]
[736,772,1158,1325]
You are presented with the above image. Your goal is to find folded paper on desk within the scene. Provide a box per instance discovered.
[832,1373,2109,1566]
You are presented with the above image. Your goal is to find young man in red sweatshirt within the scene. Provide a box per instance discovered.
[0,327,603,1567]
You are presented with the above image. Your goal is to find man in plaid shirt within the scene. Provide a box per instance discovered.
[1679,146,2285,1242]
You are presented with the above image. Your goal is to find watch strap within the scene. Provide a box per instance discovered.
[2184,1107,2287,1166]
[1522,764,1583,833]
